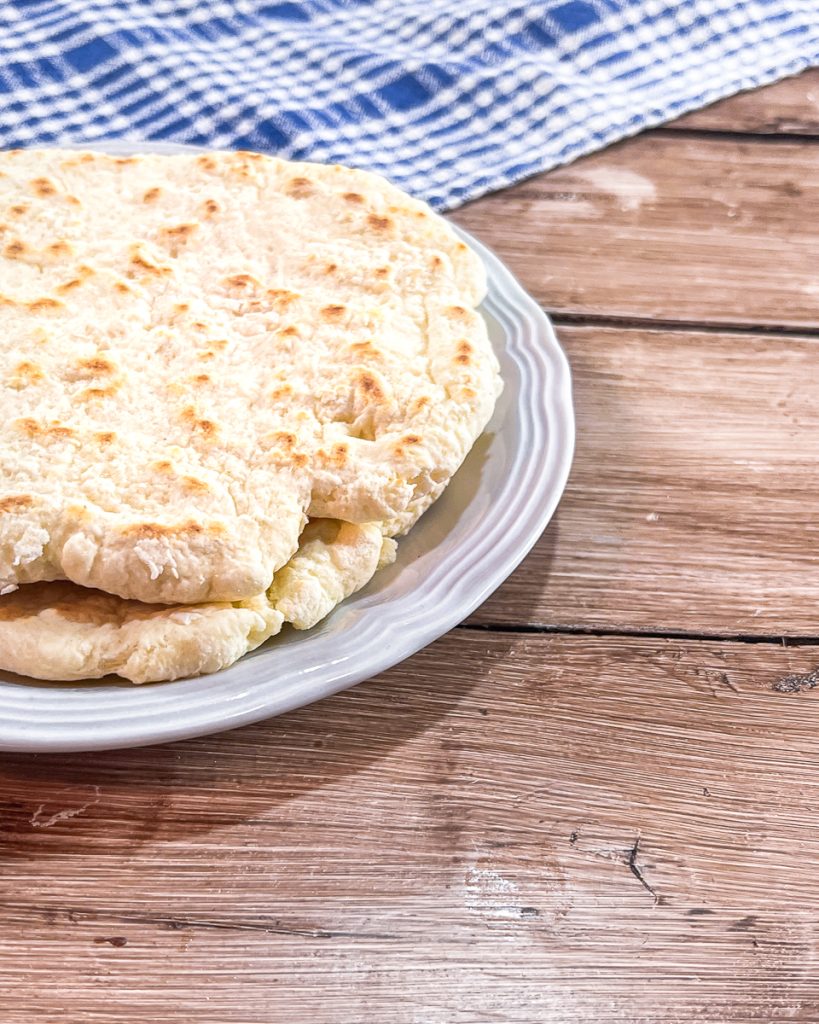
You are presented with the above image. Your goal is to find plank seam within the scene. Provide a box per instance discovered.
[550,312,819,339]
[459,622,819,647]
[658,125,819,144]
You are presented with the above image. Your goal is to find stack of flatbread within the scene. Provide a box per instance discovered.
[0,149,501,683]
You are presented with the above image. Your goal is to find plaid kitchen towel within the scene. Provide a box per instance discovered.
[1,0,818,210]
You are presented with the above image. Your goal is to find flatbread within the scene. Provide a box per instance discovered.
[0,520,393,683]
[0,149,500,604]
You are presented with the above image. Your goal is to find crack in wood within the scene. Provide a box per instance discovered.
[0,902,397,942]
[627,837,659,905]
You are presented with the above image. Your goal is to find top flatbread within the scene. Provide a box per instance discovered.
[0,149,500,604]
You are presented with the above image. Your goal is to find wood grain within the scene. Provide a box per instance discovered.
[6,71,819,1023]
[674,68,819,135]
[1,630,819,1022]
[471,323,819,636]
[452,131,819,328]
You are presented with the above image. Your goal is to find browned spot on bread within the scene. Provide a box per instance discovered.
[455,339,473,365]
[160,223,198,253]
[457,242,468,251]
[143,187,162,203]
[153,460,173,473]
[77,264,95,279]
[78,356,115,375]
[270,431,297,449]
[343,192,365,204]
[430,255,443,270]
[57,278,83,293]
[459,385,477,399]
[47,424,75,439]
[0,495,32,513]
[3,240,24,258]
[129,248,172,276]
[162,222,197,237]
[56,264,93,291]
[324,262,338,274]
[374,266,390,279]
[113,281,131,294]
[191,322,210,332]
[327,442,348,467]
[278,325,299,338]
[270,384,293,401]
[291,452,309,468]
[226,273,258,289]
[286,176,314,198]
[28,297,63,313]
[236,150,263,160]
[79,384,120,401]
[349,340,379,356]
[0,294,17,307]
[266,289,299,310]
[8,360,44,387]
[95,430,116,446]
[182,476,211,494]
[357,370,384,401]
[9,204,28,216]
[197,155,217,171]
[447,305,470,321]
[321,303,346,321]
[65,195,82,207]
[31,177,57,197]
[191,373,211,385]
[115,157,137,166]
[393,433,423,456]
[415,210,427,219]
[367,214,393,233]
[174,302,190,314]
[14,418,40,437]
[124,520,206,540]
[180,405,218,437]
[202,198,220,216]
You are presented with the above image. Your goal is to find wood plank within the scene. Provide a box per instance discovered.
[1,630,819,1021]
[673,69,819,135]
[452,132,819,328]
[472,324,819,636]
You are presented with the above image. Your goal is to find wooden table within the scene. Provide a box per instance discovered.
[5,72,819,1022]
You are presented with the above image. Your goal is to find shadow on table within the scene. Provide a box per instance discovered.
[0,622,527,855]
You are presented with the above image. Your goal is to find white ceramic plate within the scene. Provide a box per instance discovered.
[0,142,574,752]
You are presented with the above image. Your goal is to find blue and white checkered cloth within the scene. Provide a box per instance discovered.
[1,1,818,210]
